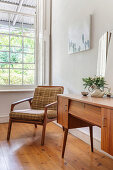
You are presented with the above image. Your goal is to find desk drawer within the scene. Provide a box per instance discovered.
[69,100,101,126]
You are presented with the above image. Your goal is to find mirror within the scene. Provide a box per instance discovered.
[97,31,113,91]
[97,32,111,77]
[105,31,113,91]
[97,32,108,77]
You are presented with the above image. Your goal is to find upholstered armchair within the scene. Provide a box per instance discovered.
[7,86,64,145]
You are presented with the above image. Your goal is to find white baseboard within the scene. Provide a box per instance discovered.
[0,115,9,123]
[53,121,113,159]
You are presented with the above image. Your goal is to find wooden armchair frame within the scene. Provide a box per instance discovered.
[7,86,64,145]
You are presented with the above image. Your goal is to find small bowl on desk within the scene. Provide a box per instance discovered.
[107,93,111,98]
[81,92,89,96]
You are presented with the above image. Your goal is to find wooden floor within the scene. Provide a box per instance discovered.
[0,123,113,170]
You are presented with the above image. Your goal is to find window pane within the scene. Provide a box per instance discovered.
[10,36,22,47]
[10,14,22,35]
[0,69,9,85]
[24,53,34,63]
[0,46,9,51]
[10,53,22,63]
[23,28,35,37]
[24,64,35,69]
[23,16,35,37]
[24,48,34,54]
[0,12,36,86]
[23,70,34,85]
[10,25,22,35]
[0,52,9,62]
[0,12,9,34]
[10,69,22,85]
[10,64,22,69]
[0,35,9,46]
[0,63,9,68]
[0,25,9,34]
[10,47,22,53]
[24,38,34,48]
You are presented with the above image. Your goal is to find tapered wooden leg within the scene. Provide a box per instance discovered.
[41,122,47,146]
[34,124,37,128]
[7,119,12,141]
[89,126,93,152]
[33,124,37,137]
[62,128,68,158]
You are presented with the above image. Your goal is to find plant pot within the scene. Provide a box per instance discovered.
[91,88,105,98]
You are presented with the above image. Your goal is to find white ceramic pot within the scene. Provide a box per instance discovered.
[91,89,105,98]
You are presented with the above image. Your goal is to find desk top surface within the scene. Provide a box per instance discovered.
[58,94,113,109]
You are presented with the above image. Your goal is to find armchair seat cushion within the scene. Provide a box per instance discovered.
[10,109,57,122]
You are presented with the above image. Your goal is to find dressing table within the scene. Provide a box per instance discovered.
[57,94,113,158]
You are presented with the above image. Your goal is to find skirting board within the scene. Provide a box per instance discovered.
[53,121,113,159]
[0,115,9,123]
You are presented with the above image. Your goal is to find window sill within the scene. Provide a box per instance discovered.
[0,89,35,93]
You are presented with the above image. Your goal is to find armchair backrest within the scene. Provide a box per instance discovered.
[31,86,64,110]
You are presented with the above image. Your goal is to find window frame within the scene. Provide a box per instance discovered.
[0,9,38,90]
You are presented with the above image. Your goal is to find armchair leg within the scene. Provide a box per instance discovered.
[33,124,37,137]
[7,119,12,141]
[89,126,93,152]
[41,122,47,146]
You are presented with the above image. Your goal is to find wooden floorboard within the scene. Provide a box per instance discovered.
[0,122,113,170]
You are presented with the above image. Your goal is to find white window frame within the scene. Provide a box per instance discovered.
[0,9,38,91]
[37,0,51,86]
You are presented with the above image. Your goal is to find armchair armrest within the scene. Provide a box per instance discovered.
[44,101,57,118]
[11,97,33,112]
[45,101,57,109]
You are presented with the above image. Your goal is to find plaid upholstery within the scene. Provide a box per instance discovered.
[10,109,57,121]
[10,86,63,121]
[31,86,64,110]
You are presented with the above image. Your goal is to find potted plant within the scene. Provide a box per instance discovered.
[82,76,107,97]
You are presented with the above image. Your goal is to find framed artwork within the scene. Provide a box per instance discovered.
[68,16,91,54]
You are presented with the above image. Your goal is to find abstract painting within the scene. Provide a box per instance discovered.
[68,16,91,54]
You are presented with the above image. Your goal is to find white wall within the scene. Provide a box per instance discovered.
[0,91,34,123]
[51,0,113,141]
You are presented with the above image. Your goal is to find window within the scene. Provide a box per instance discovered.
[0,11,36,86]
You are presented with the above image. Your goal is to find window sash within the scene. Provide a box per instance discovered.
[0,10,37,86]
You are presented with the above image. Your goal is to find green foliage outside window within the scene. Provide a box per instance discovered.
[0,28,35,85]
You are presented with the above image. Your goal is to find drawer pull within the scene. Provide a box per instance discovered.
[102,117,107,127]
[64,105,68,112]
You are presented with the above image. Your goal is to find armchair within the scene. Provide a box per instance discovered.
[7,86,64,145]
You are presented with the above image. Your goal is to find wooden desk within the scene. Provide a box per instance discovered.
[57,94,113,157]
